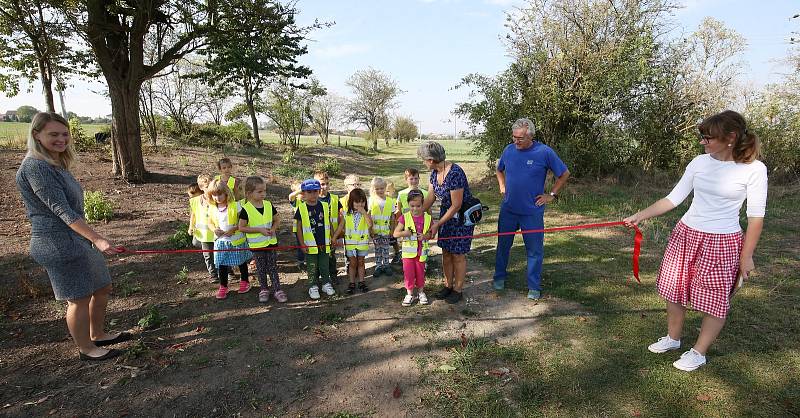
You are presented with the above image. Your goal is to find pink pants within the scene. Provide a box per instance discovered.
[402,257,426,290]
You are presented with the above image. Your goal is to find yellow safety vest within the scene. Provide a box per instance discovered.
[209,201,246,245]
[369,196,395,236]
[343,212,370,252]
[325,193,341,232]
[243,200,277,248]
[398,187,428,214]
[214,175,236,193]
[189,195,215,242]
[297,201,331,254]
[401,212,431,262]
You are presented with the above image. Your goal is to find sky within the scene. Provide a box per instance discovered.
[1,0,797,134]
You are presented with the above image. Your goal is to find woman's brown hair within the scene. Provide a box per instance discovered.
[698,110,760,163]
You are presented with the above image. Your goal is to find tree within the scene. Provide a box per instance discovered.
[16,105,39,122]
[0,0,93,112]
[204,86,233,126]
[199,0,319,147]
[309,91,344,145]
[346,67,401,151]
[392,116,418,142]
[456,0,746,176]
[153,59,207,135]
[263,79,323,148]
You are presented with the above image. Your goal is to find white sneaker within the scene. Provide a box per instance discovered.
[648,335,681,353]
[673,348,706,371]
[418,292,429,305]
[321,282,336,296]
[308,285,320,300]
[402,294,414,307]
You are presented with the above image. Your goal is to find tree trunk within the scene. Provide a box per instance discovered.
[108,83,147,182]
[37,58,56,112]
[371,132,378,151]
[247,99,261,147]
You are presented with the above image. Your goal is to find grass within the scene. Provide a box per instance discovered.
[0,121,109,149]
[418,169,800,416]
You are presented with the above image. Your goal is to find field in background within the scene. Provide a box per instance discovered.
[0,121,109,148]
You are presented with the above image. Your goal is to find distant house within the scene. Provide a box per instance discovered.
[3,110,18,122]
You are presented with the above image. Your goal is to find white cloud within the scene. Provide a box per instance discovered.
[312,43,371,59]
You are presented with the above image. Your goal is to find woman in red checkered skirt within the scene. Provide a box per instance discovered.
[624,110,767,372]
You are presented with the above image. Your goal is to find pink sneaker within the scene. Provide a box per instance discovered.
[238,281,252,294]
[216,286,228,299]
[274,289,288,303]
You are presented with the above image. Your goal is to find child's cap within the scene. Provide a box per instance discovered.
[300,179,321,191]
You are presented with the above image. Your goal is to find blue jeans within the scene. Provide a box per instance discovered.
[493,208,544,291]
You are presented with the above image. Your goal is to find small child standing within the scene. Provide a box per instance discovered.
[188,174,218,283]
[238,176,287,303]
[397,168,429,214]
[294,179,336,300]
[335,188,373,294]
[207,179,252,299]
[215,157,243,201]
[369,177,397,277]
[288,181,306,270]
[315,170,343,285]
[393,190,435,306]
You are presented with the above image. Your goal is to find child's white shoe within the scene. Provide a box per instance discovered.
[418,291,429,305]
[308,285,320,300]
[321,282,336,296]
[402,294,414,307]
[648,335,681,353]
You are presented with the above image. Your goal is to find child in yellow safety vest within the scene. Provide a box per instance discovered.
[369,177,397,277]
[314,170,343,285]
[294,179,336,300]
[288,181,306,270]
[237,176,287,303]
[334,188,373,294]
[188,174,219,283]
[214,157,243,200]
[393,190,437,306]
[207,179,253,300]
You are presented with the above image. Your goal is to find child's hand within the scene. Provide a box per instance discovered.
[300,246,308,254]
[188,226,194,235]
[223,230,234,237]
[214,228,225,237]
[269,227,277,237]
[261,227,272,236]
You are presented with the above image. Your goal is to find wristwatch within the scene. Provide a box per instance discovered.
[549,192,558,200]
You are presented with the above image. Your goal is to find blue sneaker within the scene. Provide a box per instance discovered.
[493,280,505,290]
[527,289,541,300]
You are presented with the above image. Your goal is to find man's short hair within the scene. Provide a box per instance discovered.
[512,118,535,138]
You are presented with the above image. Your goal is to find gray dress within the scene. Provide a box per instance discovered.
[15,157,112,300]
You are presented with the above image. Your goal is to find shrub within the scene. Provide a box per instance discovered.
[168,222,193,249]
[274,164,312,179]
[182,122,253,147]
[314,158,342,177]
[83,191,113,222]
[137,305,166,330]
[282,150,297,164]
[69,117,94,151]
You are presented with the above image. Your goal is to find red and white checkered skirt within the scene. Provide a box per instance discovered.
[657,221,743,319]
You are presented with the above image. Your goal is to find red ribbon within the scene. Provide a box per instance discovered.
[119,221,642,283]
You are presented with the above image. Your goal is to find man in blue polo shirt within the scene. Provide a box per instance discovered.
[494,118,570,299]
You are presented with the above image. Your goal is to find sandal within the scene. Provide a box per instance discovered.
[358,281,369,293]
[346,283,356,295]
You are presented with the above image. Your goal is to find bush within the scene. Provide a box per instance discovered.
[182,122,253,147]
[69,117,94,151]
[274,164,312,179]
[137,305,166,330]
[168,222,193,249]
[314,158,342,177]
[83,191,113,222]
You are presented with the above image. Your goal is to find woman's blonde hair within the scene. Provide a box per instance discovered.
[206,178,235,205]
[26,112,76,170]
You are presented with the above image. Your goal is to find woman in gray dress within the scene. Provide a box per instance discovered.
[15,112,129,361]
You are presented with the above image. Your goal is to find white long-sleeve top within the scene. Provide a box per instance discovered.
[665,154,768,234]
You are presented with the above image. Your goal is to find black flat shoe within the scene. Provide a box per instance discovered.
[435,286,453,300]
[94,332,132,347]
[445,290,462,304]
[79,348,122,361]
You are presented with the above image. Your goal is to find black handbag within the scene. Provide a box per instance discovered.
[455,195,488,227]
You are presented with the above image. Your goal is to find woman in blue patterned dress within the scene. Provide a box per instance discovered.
[417,141,474,304]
